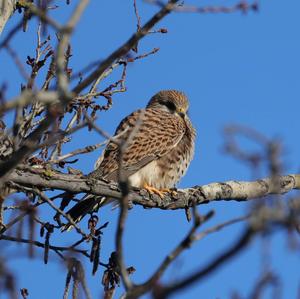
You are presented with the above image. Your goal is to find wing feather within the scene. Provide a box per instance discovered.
[88,108,186,181]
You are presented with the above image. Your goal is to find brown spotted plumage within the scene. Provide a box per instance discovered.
[65,90,196,227]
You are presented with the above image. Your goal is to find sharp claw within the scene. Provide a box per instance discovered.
[143,185,177,199]
[143,184,166,199]
[161,188,178,197]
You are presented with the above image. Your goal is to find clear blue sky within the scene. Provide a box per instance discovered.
[1,1,300,298]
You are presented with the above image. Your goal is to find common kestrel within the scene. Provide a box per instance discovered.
[66,90,196,224]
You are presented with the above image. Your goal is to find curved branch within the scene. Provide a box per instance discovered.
[7,167,300,209]
[155,228,253,299]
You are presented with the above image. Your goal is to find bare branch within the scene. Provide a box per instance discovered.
[155,228,253,298]
[115,111,146,290]
[72,0,179,94]
[15,1,61,30]
[147,0,259,14]
[0,234,88,259]
[133,0,142,32]
[48,142,105,164]
[56,0,89,100]
[0,90,59,113]
[0,0,17,35]
[32,188,89,239]
[7,168,300,210]
[125,210,215,298]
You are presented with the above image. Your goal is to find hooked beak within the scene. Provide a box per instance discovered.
[177,107,186,118]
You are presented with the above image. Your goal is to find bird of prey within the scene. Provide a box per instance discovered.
[66,90,196,225]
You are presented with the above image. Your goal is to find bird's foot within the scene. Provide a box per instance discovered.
[143,185,177,198]
[143,184,167,199]
[161,188,178,197]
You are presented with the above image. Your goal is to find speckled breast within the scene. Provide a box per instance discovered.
[156,117,196,189]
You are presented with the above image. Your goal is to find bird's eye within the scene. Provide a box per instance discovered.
[164,100,176,112]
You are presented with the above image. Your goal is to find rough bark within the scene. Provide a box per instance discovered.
[7,167,300,209]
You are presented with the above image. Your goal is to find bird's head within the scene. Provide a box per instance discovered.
[146,90,189,117]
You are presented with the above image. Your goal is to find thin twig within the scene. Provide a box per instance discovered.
[72,0,179,94]
[32,188,89,239]
[0,234,90,260]
[133,0,142,31]
[115,111,146,290]
[157,228,254,298]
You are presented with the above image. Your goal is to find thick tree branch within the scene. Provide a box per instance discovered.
[0,0,16,35]
[7,168,300,209]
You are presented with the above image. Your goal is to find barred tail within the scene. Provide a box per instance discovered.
[62,195,107,231]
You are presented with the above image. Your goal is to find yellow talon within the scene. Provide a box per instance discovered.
[161,188,178,197]
[143,185,177,198]
[143,184,167,199]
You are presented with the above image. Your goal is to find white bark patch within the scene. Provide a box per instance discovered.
[0,0,16,35]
